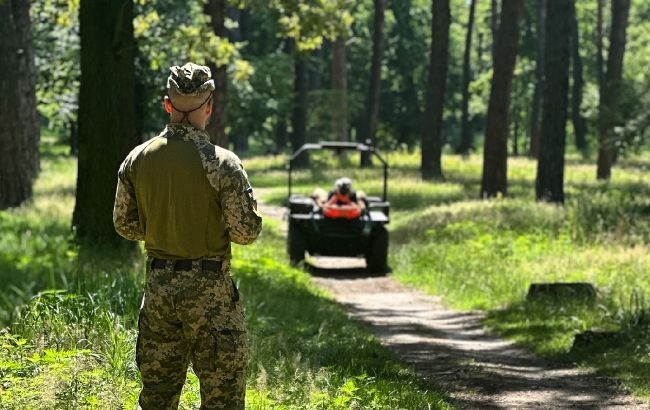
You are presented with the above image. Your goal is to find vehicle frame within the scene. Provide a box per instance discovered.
[286,141,390,273]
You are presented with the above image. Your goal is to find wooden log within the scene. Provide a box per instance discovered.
[526,282,597,301]
[571,329,621,352]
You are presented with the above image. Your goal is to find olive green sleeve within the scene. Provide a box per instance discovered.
[113,160,145,241]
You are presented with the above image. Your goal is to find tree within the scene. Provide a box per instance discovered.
[457,0,478,156]
[535,0,571,204]
[73,0,137,243]
[421,0,451,180]
[0,0,40,209]
[491,0,499,60]
[597,0,630,180]
[31,0,80,153]
[241,0,353,159]
[291,49,310,167]
[596,0,606,93]
[386,0,426,147]
[480,0,522,198]
[528,0,545,158]
[331,36,348,141]
[205,0,229,148]
[569,0,588,153]
[360,0,386,166]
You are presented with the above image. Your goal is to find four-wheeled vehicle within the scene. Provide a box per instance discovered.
[286,141,390,273]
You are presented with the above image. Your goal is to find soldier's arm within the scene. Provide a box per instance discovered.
[113,162,145,241]
[220,167,263,245]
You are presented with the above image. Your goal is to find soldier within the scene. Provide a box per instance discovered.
[113,62,262,410]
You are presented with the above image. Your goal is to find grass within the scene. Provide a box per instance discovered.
[251,147,650,402]
[2,138,649,406]
[0,138,453,408]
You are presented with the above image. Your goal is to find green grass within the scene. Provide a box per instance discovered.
[0,140,453,409]
[249,148,650,403]
[2,139,649,407]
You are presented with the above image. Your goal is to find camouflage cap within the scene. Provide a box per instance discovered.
[166,63,215,96]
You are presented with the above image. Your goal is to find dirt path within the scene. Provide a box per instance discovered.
[258,199,647,409]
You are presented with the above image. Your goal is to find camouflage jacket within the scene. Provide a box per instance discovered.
[113,123,262,259]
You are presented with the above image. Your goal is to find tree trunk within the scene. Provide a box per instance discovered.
[491,0,499,61]
[597,0,630,180]
[480,0,522,198]
[205,0,228,148]
[529,0,545,158]
[596,0,606,93]
[291,52,309,167]
[331,36,348,141]
[0,0,40,209]
[361,0,386,167]
[391,0,420,146]
[457,0,477,156]
[74,0,137,243]
[569,1,588,153]
[421,0,451,180]
[308,47,323,92]
[535,0,571,204]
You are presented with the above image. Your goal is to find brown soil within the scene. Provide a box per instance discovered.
[258,199,648,409]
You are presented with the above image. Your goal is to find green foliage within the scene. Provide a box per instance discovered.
[241,0,354,51]
[134,0,254,138]
[30,0,650,156]
[228,53,294,147]
[0,142,453,409]
[371,150,650,401]
[31,0,80,137]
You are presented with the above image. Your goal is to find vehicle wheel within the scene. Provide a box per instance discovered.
[288,219,306,265]
[365,225,388,274]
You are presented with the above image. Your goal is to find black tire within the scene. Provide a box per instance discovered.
[365,225,388,274]
[288,219,306,265]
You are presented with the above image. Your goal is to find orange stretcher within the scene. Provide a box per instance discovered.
[322,204,362,219]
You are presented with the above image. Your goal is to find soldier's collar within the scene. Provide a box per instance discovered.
[165,123,210,142]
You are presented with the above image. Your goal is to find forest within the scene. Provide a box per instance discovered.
[1,0,649,408]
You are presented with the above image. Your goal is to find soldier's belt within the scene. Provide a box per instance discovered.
[151,258,222,272]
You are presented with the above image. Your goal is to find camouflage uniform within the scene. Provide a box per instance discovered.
[113,63,262,410]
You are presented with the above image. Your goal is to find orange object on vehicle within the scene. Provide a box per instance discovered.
[323,204,362,219]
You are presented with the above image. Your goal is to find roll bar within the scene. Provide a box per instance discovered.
[287,141,388,202]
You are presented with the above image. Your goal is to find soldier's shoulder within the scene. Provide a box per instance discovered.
[194,140,242,170]
[120,137,160,171]
[214,145,242,167]
[128,137,160,159]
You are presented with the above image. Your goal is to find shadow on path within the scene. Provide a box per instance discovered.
[312,275,646,410]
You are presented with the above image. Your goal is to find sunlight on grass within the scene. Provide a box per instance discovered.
[2,142,649,407]
[0,143,454,409]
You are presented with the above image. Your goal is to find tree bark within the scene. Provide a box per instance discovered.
[529,0,545,158]
[596,0,606,93]
[205,0,229,148]
[331,36,348,141]
[597,0,630,180]
[0,0,40,209]
[361,0,386,167]
[491,0,499,61]
[569,1,588,153]
[480,0,522,198]
[421,0,451,180]
[457,0,477,156]
[74,0,137,243]
[391,0,420,146]
[535,0,571,204]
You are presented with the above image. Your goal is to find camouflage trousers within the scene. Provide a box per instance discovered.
[137,257,248,410]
